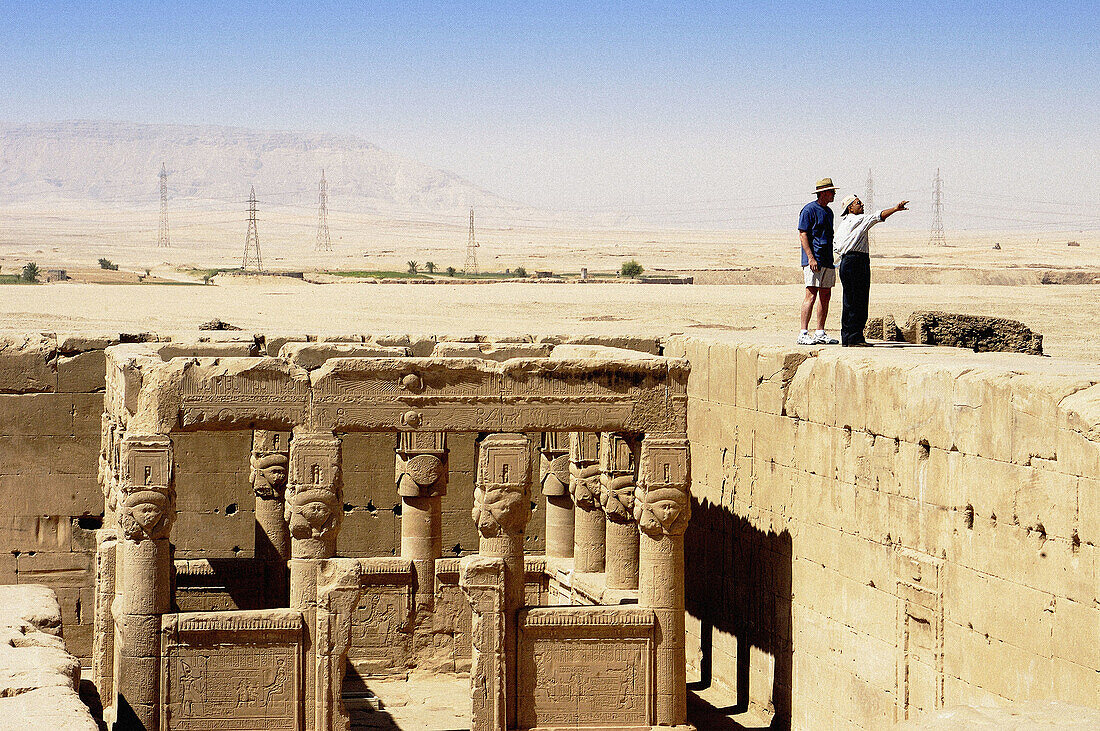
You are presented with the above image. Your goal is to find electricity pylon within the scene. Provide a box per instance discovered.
[157,163,170,248]
[242,186,263,271]
[315,170,331,251]
[929,168,946,246]
[464,209,479,275]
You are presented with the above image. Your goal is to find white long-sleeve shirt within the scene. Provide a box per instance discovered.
[834,210,883,258]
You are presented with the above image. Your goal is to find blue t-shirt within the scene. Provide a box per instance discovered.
[798,200,834,268]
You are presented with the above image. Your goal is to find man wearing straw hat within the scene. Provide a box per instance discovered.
[797,177,840,345]
[834,193,909,346]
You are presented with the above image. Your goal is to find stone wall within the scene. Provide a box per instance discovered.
[667,334,1100,728]
[0,584,98,730]
[0,334,118,669]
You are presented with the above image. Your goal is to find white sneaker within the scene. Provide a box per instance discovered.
[812,332,839,345]
[796,332,815,345]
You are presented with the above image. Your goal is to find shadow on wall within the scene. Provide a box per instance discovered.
[686,497,793,730]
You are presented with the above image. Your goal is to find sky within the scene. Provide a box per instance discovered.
[0,1,1098,231]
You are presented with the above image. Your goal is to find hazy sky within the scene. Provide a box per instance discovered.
[1,1,1098,230]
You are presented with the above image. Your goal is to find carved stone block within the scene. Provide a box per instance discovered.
[599,433,638,524]
[285,434,341,559]
[473,434,532,538]
[250,430,290,500]
[160,610,303,731]
[517,606,655,729]
[395,431,447,498]
[635,436,691,538]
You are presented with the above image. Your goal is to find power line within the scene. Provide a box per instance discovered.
[157,163,170,248]
[242,186,263,271]
[315,170,331,251]
[464,209,479,275]
[929,168,946,246]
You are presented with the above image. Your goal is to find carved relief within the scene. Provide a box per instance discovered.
[634,436,691,537]
[517,607,655,729]
[472,433,532,538]
[251,430,291,500]
[162,611,302,731]
[599,433,638,524]
[348,585,413,676]
[539,432,570,497]
[285,434,341,557]
[569,432,601,510]
[395,431,448,498]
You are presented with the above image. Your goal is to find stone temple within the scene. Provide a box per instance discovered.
[0,332,1097,730]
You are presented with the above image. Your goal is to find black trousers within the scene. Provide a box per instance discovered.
[838,252,871,345]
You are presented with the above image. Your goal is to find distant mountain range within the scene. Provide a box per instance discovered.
[0,121,520,217]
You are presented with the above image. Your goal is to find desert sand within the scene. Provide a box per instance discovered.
[0,203,1096,360]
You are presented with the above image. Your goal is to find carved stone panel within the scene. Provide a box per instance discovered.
[346,579,413,678]
[517,607,655,729]
[161,610,303,731]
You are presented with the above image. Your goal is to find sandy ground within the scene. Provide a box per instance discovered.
[0,279,1095,362]
[0,203,1096,362]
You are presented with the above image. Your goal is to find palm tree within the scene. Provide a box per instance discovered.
[406,261,419,275]
[21,262,39,283]
[425,261,436,273]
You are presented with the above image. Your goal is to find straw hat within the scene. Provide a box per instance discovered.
[814,178,838,194]
[840,193,860,213]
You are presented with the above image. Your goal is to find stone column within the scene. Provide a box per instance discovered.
[600,432,640,590]
[460,556,506,731]
[570,431,604,572]
[285,431,341,731]
[396,431,447,649]
[635,435,692,728]
[473,433,531,730]
[539,432,573,559]
[251,430,291,607]
[113,435,173,731]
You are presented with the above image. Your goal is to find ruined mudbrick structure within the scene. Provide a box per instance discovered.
[0,331,1096,729]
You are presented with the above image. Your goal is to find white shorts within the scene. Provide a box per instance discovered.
[803,265,836,288]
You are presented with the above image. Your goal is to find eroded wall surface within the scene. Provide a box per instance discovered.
[668,334,1099,728]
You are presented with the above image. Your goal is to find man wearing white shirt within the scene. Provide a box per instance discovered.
[834,194,909,346]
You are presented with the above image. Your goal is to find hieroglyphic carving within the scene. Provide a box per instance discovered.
[179,360,309,427]
[517,607,655,729]
[600,432,638,524]
[635,436,691,538]
[118,436,173,542]
[347,585,413,675]
[285,434,341,558]
[539,432,570,497]
[472,433,531,538]
[161,610,302,731]
[251,430,291,500]
[395,431,448,498]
